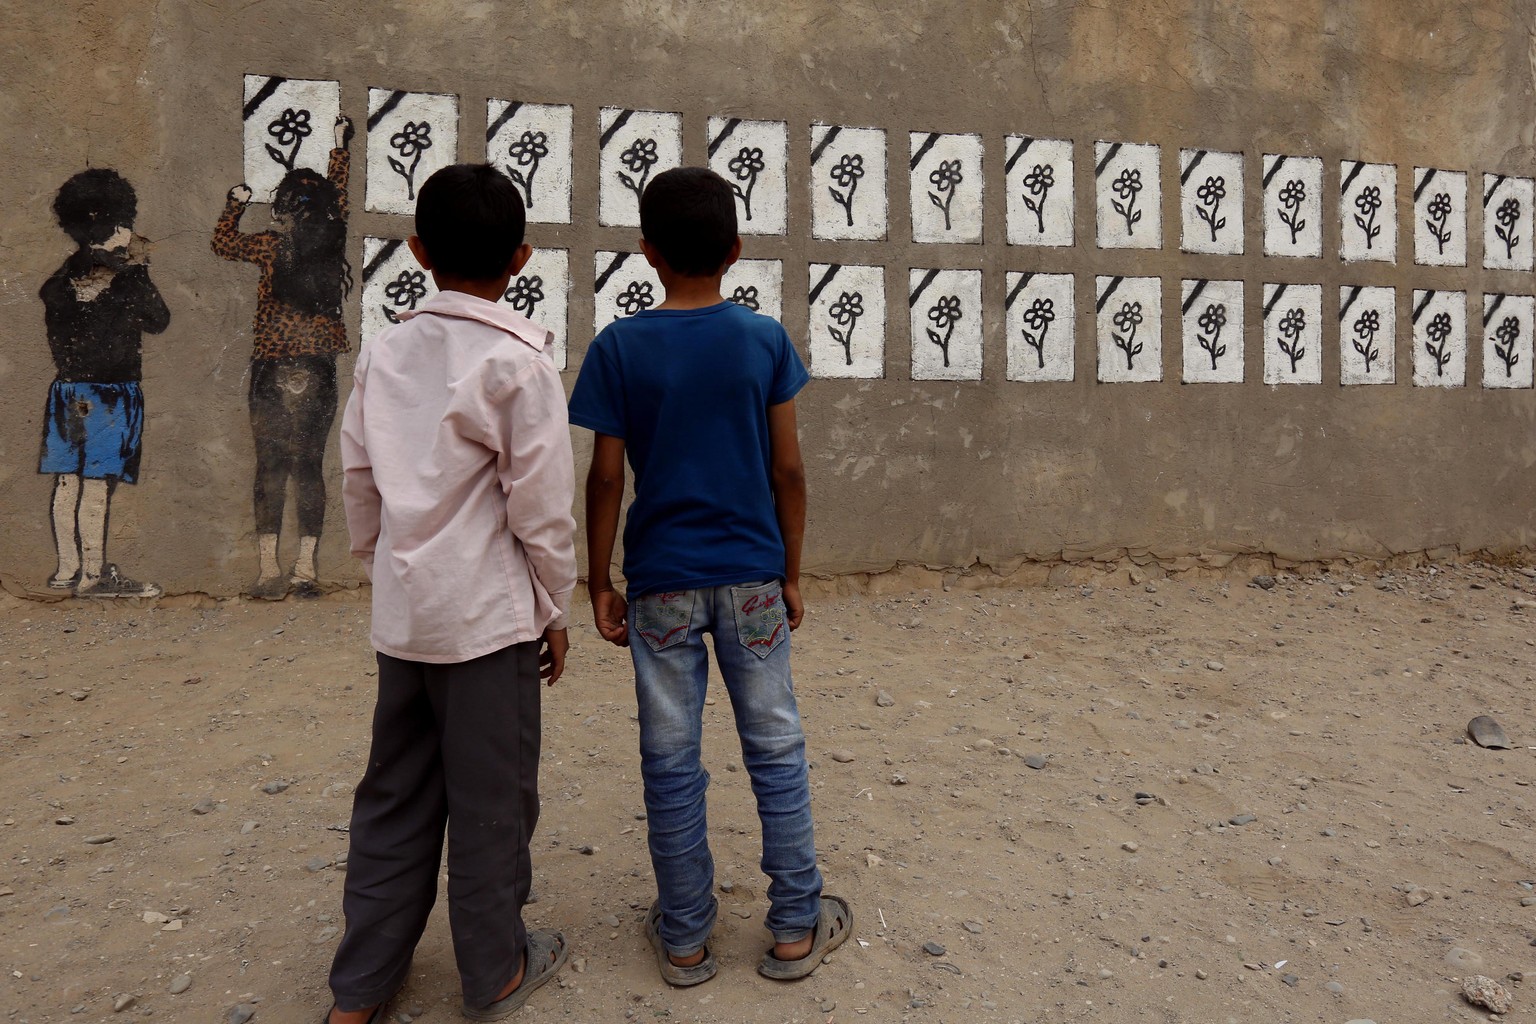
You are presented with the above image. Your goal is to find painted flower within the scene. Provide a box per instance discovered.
[1426,310,1452,344]
[1111,300,1144,333]
[1496,315,1521,345]
[508,130,549,167]
[927,295,963,330]
[829,291,864,325]
[929,159,963,192]
[390,121,433,159]
[1278,179,1306,208]
[1278,308,1306,339]
[1426,192,1452,221]
[728,285,760,311]
[384,269,428,309]
[1021,296,1055,331]
[620,138,659,173]
[728,146,765,181]
[615,279,655,316]
[1497,197,1521,229]
[1196,176,1226,205]
[1022,164,1054,196]
[1354,184,1382,215]
[1111,167,1143,200]
[504,274,544,314]
[1353,309,1380,338]
[267,108,313,146]
[1197,303,1227,335]
[830,153,865,188]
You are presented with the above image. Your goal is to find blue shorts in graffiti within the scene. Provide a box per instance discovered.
[39,380,144,482]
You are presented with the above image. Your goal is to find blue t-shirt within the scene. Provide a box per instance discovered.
[568,301,809,596]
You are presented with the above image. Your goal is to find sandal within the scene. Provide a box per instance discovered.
[462,929,569,1021]
[320,985,400,1024]
[645,902,718,987]
[756,895,852,981]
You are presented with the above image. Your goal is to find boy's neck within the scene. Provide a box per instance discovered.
[656,271,726,310]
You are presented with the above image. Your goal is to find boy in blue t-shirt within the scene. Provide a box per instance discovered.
[569,167,850,985]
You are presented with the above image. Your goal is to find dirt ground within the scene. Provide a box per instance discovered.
[5,561,1536,1023]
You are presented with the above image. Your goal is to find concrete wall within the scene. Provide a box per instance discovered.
[3,0,1536,598]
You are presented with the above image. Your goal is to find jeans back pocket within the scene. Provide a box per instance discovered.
[730,580,788,659]
[633,590,695,652]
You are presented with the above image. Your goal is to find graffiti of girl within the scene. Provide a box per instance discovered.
[38,169,169,598]
[213,115,353,599]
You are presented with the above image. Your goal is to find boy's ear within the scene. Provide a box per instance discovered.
[722,235,742,272]
[506,242,533,277]
[638,237,661,270]
[406,235,433,272]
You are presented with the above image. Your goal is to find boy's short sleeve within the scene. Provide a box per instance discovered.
[568,332,627,437]
[768,323,810,406]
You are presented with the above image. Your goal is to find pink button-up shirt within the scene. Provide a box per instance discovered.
[340,290,577,663]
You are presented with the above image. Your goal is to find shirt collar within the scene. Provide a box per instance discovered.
[401,290,549,352]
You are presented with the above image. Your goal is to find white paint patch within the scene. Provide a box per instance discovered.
[1339,161,1397,263]
[1483,173,1534,271]
[909,269,983,381]
[597,108,682,228]
[811,124,888,241]
[1338,285,1396,385]
[1180,279,1244,383]
[1095,142,1162,250]
[1004,272,1074,382]
[1179,149,1243,255]
[1481,293,1535,389]
[1411,289,1467,387]
[1262,284,1323,384]
[722,259,784,322]
[1095,276,1162,382]
[485,101,573,225]
[360,237,434,349]
[592,251,663,336]
[909,132,983,244]
[708,118,788,236]
[365,90,458,216]
[1262,155,1323,258]
[241,76,341,203]
[809,264,885,379]
[1005,136,1074,247]
[499,248,570,370]
[1413,168,1467,267]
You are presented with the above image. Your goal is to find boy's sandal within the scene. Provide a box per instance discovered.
[461,929,569,1021]
[320,983,402,1024]
[645,902,718,987]
[756,895,853,981]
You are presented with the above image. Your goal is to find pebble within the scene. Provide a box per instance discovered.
[56,815,75,825]
[228,1004,257,1024]
[875,691,895,707]
[577,845,595,855]
[169,974,192,995]
[820,1000,836,1012]
[601,914,620,928]
[303,856,334,873]
[922,941,946,956]
[962,920,983,933]
[1252,575,1277,590]
[241,821,259,835]
[1121,841,1139,853]
[142,911,171,925]
[1281,973,1299,987]
[1022,754,1047,770]
[1229,813,1256,826]
[261,780,289,795]
[1205,660,1225,672]
[972,738,994,751]
[70,691,89,702]
[192,798,218,815]
[1325,981,1344,994]
[1195,969,1208,980]
[829,749,855,763]
[1407,889,1430,906]
[312,926,339,943]
[113,994,136,1012]
[1521,896,1536,907]
[83,834,115,845]
[1462,974,1515,1014]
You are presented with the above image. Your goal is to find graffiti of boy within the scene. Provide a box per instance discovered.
[38,169,168,598]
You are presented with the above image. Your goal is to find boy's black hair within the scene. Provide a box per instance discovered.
[54,168,137,247]
[414,163,526,280]
[640,167,738,276]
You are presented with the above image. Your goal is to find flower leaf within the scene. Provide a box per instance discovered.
[1216,344,1227,358]
[264,143,289,168]
[1214,217,1226,231]
[1131,342,1143,357]
[1022,197,1039,214]
[928,191,945,210]
[829,186,846,206]
[387,156,407,179]
[1353,214,1368,231]
[617,171,637,191]
[926,328,944,347]
[1295,218,1306,232]
[1131,210,1142,225]
[828,326,846,346]
[1111,199,1126,217]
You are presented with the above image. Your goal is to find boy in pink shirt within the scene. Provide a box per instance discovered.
[324,164,576,1023]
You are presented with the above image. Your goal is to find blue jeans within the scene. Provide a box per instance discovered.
[629,579,823,956]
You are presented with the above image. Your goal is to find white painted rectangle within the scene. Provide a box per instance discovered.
[1096,276,1162,381]
[1339,161,1397,263]
[486,101,573,224]
[1483,173,1535,271]
[1338,286,1396,385]
[361,237,434,348]
[1180,280,1244,383]
[1004,272,1074,382]
[1095,142,1162,250]
[1413,168,1467,267]
[909,269,983,381]
[722,259,784,322]
[1262,155,1323,258]
[1005,137,1074,247]
[809,264,885,379]
[593,251,663,336]
[708,118,788,236]
[365,89,459,216]
[811,125,888,241]
[1411,290,1467,387]
[598,108,682,228]
[1481,294,1534,389]
[242,75,342,203]
[909,132,983,243]
[1179,150,1243,255]
[1262,284,1323,384]
[500,248,570,370]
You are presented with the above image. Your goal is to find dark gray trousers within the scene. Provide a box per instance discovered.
[327,641,542,1011]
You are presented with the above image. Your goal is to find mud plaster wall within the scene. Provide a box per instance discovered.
[3,0,1536,597]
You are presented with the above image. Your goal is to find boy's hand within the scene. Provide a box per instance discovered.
[334,114,354,150]
[784,580,805,630]
[229,184,253,204]
[540,627,568,685]
[591,588,630,647]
